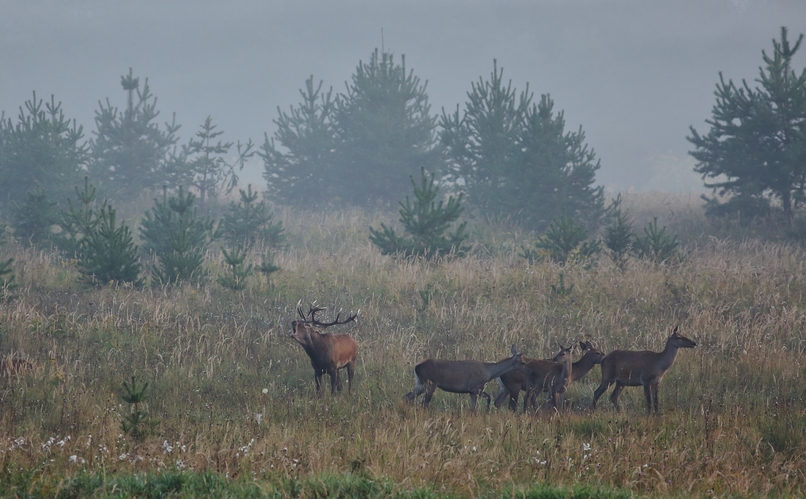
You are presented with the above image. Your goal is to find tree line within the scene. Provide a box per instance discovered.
[1,26,805,288]
[0,51,607,232]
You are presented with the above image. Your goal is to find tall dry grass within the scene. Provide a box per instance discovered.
[1,199,805,497]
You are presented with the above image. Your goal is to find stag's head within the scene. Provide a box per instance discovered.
[579,340,605,364]
[289,302,358,347]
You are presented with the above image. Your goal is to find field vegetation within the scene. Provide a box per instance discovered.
[1,192,805,498]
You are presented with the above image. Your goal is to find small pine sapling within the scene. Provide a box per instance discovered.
[11,186,59,247]
[522,217,600,266]
[217,246,253,291]
[0,257,17,303]
[258,252,280,277]
[57,177,100,257]
[369,167,469,258]
[633,217,680,264]
[220,185,285,248]
[120,376,159,441]
[603,195,635,271]
[141,186,212,284]
[80,205,141,286]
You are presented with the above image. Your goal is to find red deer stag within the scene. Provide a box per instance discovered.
[496,341,604,411]
[290,303,359,395]
[592,327,696,413]
[403,345,525,410]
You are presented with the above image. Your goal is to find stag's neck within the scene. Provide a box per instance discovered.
[571,353,597,382]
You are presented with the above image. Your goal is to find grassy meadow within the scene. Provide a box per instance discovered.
[1,193,805,498]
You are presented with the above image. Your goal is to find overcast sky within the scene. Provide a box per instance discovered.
[2,0,805,194]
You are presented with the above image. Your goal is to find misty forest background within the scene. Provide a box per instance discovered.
[0,26,806,498]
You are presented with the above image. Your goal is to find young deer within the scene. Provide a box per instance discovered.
[522,341,606,410]
[495,341,604,411]
[290,303,358,395]
[510,345,574,412]
[403,345,525,410]
[592,327,696,413]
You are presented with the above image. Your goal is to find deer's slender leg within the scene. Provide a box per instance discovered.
[592,380,611,409]
[480,390,492,409]
[642,382,653,413]
[610,382,625,411]
[421,381,437,407]
[651,382,660,413]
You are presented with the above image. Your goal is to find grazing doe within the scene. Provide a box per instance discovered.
[592,327,696,413]
[403,345,525,410]
[289,303,358,395]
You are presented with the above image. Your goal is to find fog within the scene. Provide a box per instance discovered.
[2,0,805,193]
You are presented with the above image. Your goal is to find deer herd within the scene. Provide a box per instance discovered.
[289,303,697,414]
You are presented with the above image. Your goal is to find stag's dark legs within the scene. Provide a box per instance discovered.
[327,367,347,394]
[346,361,355,393]
[314,368,325,395]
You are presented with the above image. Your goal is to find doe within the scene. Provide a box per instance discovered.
[592,327,696,413]
[403,345,525,410]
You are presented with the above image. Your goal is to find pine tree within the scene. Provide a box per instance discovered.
[219,185,285,248]
[440,60,530,214]
[56,177,100,258]
[260,76,337,207]
[176,116,254,207]
[90,69,181,201]
[369,167,469,258]
[332,50,440,207]
[79,205,141,285]
[120,376,158,441]
[0,257,16,303]
[514,95,605,230]
[603,195,635,271]
[11,186,59,247]
[521,217,600,266]
[217,246,253,291]
[0,92,89,207]
[688,27,806,219]
[633,218,680,264]
[140,186,212,284]
[441,61,605,230]
[262,51,440,208]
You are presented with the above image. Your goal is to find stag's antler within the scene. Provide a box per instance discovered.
[310,308,359,328]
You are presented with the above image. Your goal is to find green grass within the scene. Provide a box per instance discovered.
[1,195,806,497]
